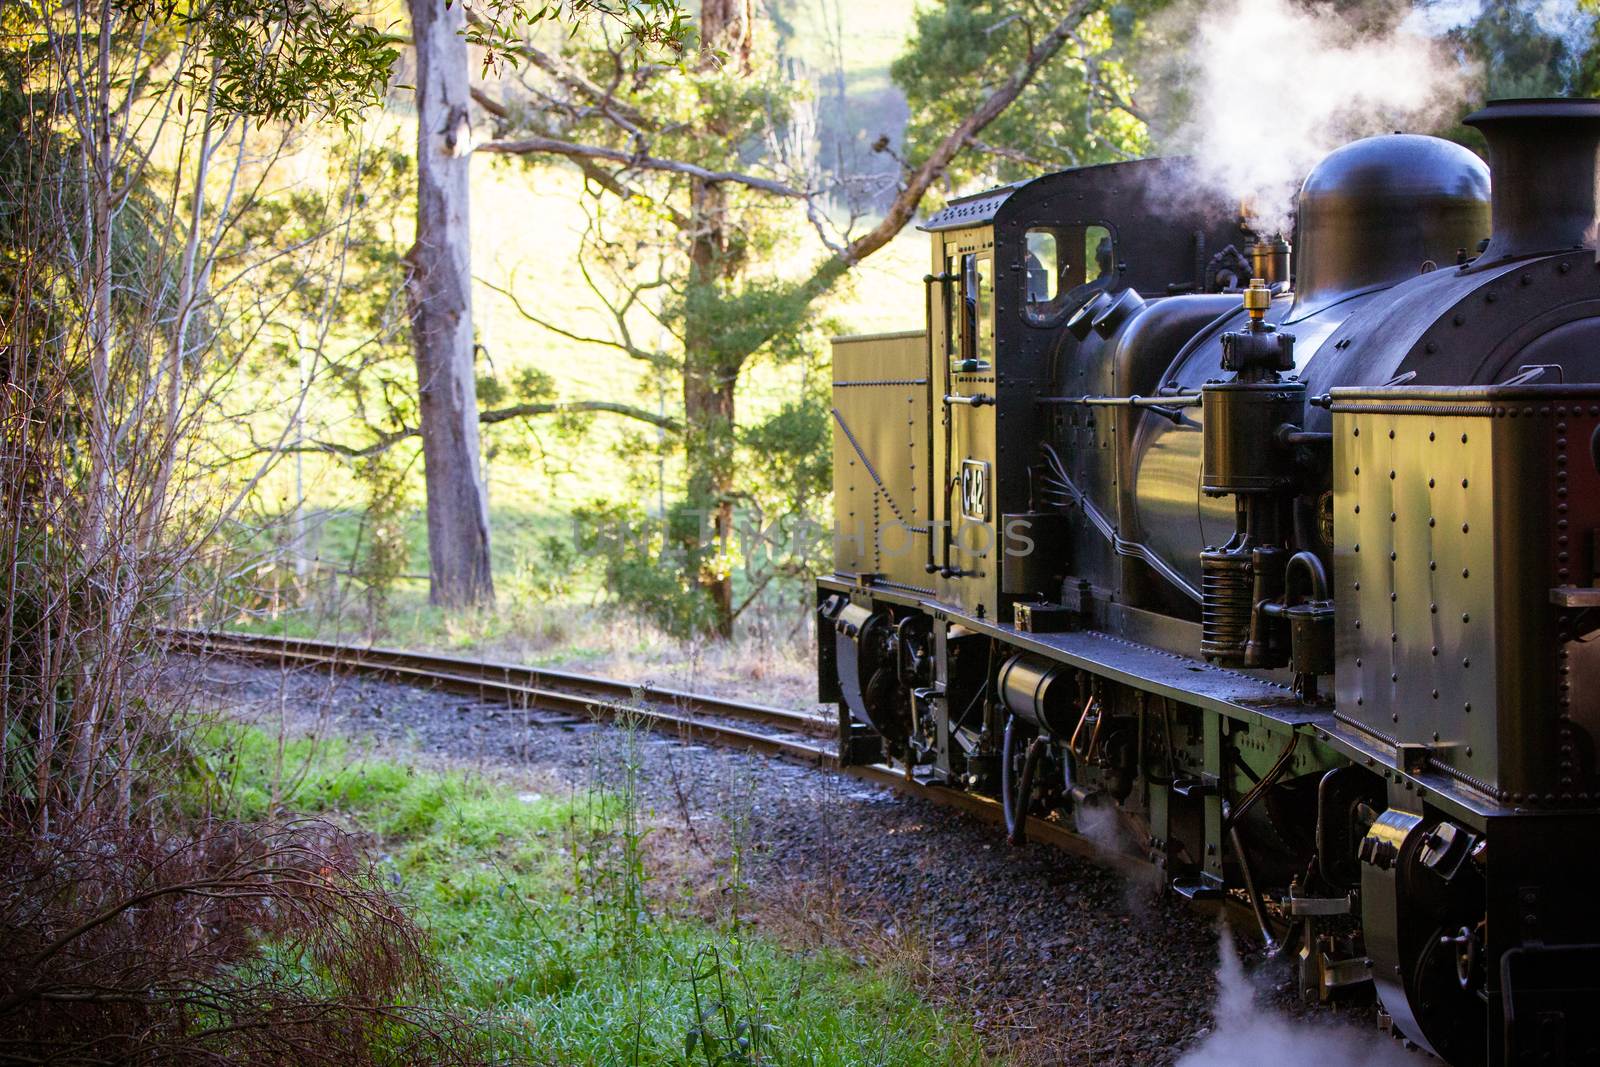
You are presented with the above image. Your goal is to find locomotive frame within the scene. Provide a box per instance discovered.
[818,100,1600,1067]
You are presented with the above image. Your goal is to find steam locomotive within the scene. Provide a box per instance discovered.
[816,98,1600,1066]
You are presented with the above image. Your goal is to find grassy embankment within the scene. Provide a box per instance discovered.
[210,724,988,1064]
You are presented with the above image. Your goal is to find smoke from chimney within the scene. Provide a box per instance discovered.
[1145,0,1475,236]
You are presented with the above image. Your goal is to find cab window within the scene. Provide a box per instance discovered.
[947,250,994,372]
[1023,224,1115,325]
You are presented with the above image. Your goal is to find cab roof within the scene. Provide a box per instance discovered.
[919,183,1020,232]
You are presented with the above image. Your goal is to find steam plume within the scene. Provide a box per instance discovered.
[1178,926,1427,1067]
[1154,0,1474,235]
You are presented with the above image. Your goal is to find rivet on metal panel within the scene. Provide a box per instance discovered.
[1462,568,1470,578]
[1390,470,1396,480]
[1463,658,1471,668]
[1429,431,1436,442]
[1390,550,1397,561]
[1357,696,1364,705]
[1354,505,1361,514]
[1390,512,1396,522]
[1431,645,1439,655]
[1390,592,1397,602]
[1355,620,1362,629]
[1428,478,1436,489]
[1389,429,1396,439]
[1356,657,1363,666]
[1461,433,1468,443]
[1391,672,1399,682]
[1465,702,1472,713]
[1463,613,1471,623]
[1353,427,1360,437]
[1391,632,1398,643]
[1462,523,1469,533]
[1429,518,1436,529]
[1466,746,1473,756]
[1392,713,1400,723]
[1355,466,1361,476]
[1461,478,1469,488]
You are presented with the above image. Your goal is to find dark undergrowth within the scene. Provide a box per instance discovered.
[0,807,495,1065]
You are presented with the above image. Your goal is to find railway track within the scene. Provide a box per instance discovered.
[165,629,1158,878]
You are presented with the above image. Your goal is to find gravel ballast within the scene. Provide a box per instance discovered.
[182,657,1429,1067]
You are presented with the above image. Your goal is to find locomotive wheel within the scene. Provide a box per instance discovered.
[1407,924,1487,1067]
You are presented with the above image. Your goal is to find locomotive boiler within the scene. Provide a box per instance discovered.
[817,98,1600,1066]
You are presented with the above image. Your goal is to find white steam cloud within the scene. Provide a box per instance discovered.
[1160,0,1474,235]
[1179,926,1428,1067]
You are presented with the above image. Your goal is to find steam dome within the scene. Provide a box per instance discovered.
[1292,133,1489,317]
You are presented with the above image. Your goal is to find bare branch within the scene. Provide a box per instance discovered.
[823,0,1099,274]
[476,273,673,369]
[292,400,682,460]
[476,135,808,199]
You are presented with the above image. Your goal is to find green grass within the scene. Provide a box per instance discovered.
[206,726,991,1065]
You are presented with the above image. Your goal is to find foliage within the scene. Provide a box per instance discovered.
[1446,0,1600,100]
[181,0,403,124]
[464,0,692,72]
[892,0,1150,186]
[572,497,724,638]
[352,451,417,628]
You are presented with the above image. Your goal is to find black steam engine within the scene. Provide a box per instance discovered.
[817,99,1600,1066]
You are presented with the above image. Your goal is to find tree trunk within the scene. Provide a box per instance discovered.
[406,0,494,608]
[679,0,754,638]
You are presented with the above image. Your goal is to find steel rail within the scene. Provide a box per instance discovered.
[168,629,1230,907]
[161,629,832,738]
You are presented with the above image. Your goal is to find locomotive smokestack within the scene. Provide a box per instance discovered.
[1465,98,1600,261]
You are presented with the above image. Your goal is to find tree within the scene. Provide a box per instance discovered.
[407,0,496,608]
[1,0,394,821]
[473,0,1114,635]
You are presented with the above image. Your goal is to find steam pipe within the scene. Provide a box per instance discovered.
[1222,731,1300,834]
[1285,550,1329,602]
[1464,98,1600,261]
[1002,714,1047,846]
[1227,809,1283,956]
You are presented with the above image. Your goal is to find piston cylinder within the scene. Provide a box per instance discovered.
[996,654,1079,736]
